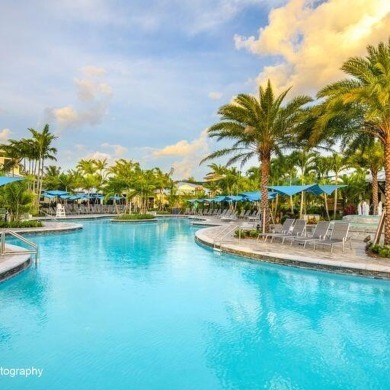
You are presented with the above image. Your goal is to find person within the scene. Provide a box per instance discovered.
[357,200,362,215]
[362,200,370,216]
[378,200,383,216]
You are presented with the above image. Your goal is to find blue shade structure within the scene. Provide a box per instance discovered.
[43,190,69,196]
[267,184,346,196]
[239,191,278,201]
[0,176,24,186]
[109,196,125,201]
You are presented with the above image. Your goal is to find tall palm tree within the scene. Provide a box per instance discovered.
[316,39,390,243]
[28,124,57,208]
[202,80,312,232]
[345,137,384,214]
[287,150,318,218]
[314,155,333,220]
[327,153,348,219]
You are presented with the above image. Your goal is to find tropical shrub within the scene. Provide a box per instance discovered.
[368,244,390,258]
[113,213,156,220]
[0,181,35,221]
[0,220,43,228]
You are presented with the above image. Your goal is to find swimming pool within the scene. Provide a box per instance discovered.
[0,219,389,389]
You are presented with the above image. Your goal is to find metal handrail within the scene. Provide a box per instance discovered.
[40,209,58,220]
[1,229,39,264]
[213,223,239,250]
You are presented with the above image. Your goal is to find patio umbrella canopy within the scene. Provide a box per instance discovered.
[0,176,24,186]
[43,190,69,196]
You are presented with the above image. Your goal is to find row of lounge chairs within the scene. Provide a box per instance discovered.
[42,204,124,216]
[256,219,352,253]
[185,208,260,219]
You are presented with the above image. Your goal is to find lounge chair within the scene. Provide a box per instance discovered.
[313,222,351,253]
[257,218,295,242]
[279,219,306,244]
[286,220,331,247]
[221,210,238,221]
[260,219,306,243]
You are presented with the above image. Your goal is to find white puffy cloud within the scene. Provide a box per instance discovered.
[153,129,209,178]
[81,66,107,77]
[83,151,112,162]
[235,0,390,96]
[208,91,223,100]
[101,143,128,157]
[46,66,112,130]
[0,128,11,141]
[75,79,112,102]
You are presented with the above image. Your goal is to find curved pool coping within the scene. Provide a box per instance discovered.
[0,221,83,283]
[1,221,83,236]
[0,244,33,283]
[195,226,390,279]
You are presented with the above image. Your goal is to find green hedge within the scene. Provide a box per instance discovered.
[0,220,43,228]
[113,214,156,221]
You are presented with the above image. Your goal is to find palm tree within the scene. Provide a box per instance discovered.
[43,165,61,189]
[202,80,312,232]
[314,155,333,220]
[106,159,140,213]
[316,39,390,243]
[0,181,34,221]
[345,137,384,214]
[28,125,57,208]
[327,153,348,219]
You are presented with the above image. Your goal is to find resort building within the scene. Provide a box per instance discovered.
[0,152,22,176]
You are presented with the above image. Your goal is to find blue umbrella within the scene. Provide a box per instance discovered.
[44,190,69,196]
[109,196,125,201]
[42,193,57,199]
[0,176,24,186]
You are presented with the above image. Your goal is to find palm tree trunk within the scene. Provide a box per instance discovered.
[324,194,330,220]
[371,169,379,215]
[260,153,270,233]
[300,191,304,219]
[384,142,390,245]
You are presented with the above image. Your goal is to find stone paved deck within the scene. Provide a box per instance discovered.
[195,222,390,279]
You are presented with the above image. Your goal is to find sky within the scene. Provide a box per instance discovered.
[1,0,390,180]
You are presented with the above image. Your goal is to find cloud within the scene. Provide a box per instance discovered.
[153,129,209,157]
[208,91,223,100]
[153,129,210,178]
[0,128,11,141]
[81,66,106,77]
[46,67,112,130]
[83,151,112,162]
[75,79,112,102]
[101,143,128,157]
[234,0,390,96]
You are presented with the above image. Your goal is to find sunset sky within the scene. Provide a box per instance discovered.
[1,0,389,179]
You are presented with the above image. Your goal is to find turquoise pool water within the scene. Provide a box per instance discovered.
[0,218,389,389]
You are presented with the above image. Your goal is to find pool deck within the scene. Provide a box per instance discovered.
[194,220,390,279]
